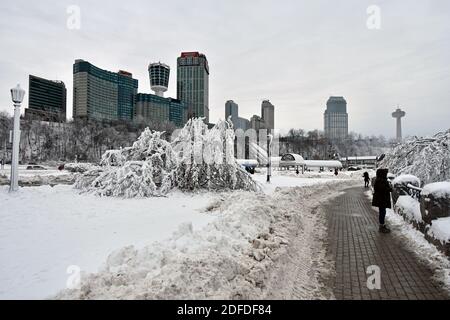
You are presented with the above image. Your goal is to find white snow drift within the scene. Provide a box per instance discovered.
[56,181,353,300]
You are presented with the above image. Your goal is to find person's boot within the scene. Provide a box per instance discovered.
[379,224,391,233]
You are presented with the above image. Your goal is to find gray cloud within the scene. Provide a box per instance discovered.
[0,0,449,138]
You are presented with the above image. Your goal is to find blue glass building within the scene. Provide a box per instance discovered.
[73,60,138,122]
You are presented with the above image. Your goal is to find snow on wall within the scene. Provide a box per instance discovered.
[392,174,421,187]
[394,195,422,223]
[422,182,450,198]
[427,217,450,244]
[380,129,450,184]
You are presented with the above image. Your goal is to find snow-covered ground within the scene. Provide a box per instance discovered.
[364,191,450,291]
[0,185,215,299]
[56,178,354,299]
[0,171,358,299]
[387,212,450,291]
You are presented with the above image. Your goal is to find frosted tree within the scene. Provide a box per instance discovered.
[380,129,450,184]
[75,118,260,197]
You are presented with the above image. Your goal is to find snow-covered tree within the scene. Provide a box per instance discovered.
[75,118,260,197]
[380,129,450,184]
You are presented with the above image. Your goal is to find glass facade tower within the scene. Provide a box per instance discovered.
[134,93,187,127]
[324,96,348,140]
[25,75,67,122]
[73,59,138,122]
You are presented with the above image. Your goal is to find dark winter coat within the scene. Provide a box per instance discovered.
[372,169,392,208]
[363,172,370,181]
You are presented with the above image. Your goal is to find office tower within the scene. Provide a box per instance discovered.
[261,100,274,131]
[73,59,138,122]
[148,62,170,97]
[176,52,209,122]
[225,100,239,124]
[324,96,348,140]
[250,115,266,131]
[225,100,251,131]
[134,93,187,127]
[24,75,66,122]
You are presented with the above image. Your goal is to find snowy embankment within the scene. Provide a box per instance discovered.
[0,165,74,186]
[55,176,356,300]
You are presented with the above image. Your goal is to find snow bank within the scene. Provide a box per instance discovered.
[394,195,422,223]
[64,163,97,173]
[55,182,351,300]
[427,217,450,244]
[380,129,450,184]
[422,182,450,198]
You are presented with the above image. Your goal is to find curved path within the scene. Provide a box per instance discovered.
[325,187,449,300]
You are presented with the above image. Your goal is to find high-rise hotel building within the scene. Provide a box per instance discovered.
[176,52,209,122]
[25,75,67,122]
[324,96,348,140]
[73,59,138,122]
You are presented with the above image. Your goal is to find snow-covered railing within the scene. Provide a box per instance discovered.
[406,183,422,201]
[406,184,422,192]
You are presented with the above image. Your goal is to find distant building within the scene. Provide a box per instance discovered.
[324,96,348,140]
[225,100,250,131]
[225,100,239,124]
[148,62,170,97]
[73,59,138,122]
[261,100,274,131]
[25,75,66,122]
[134,93,187,127]
[177,52,209,122]
[250,115,266,131]
[237,118,251,131]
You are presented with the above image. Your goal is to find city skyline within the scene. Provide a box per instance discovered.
[0,0,449,138]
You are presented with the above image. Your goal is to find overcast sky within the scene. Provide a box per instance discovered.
[0,0,449,138]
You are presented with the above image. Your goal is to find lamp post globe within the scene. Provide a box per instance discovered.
[9,84,25,192]
[266,133,273,183]
[11,84,25,104]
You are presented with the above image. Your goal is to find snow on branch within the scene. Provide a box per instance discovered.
[380,129,450,184]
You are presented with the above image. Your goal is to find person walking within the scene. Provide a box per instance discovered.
[372,168,392,233]
[363,171,370,188]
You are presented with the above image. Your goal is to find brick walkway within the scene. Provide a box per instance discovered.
[325,187,449,300]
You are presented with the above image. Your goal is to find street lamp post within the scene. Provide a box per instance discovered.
[266,133,273,183]
[9,84,25,192]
